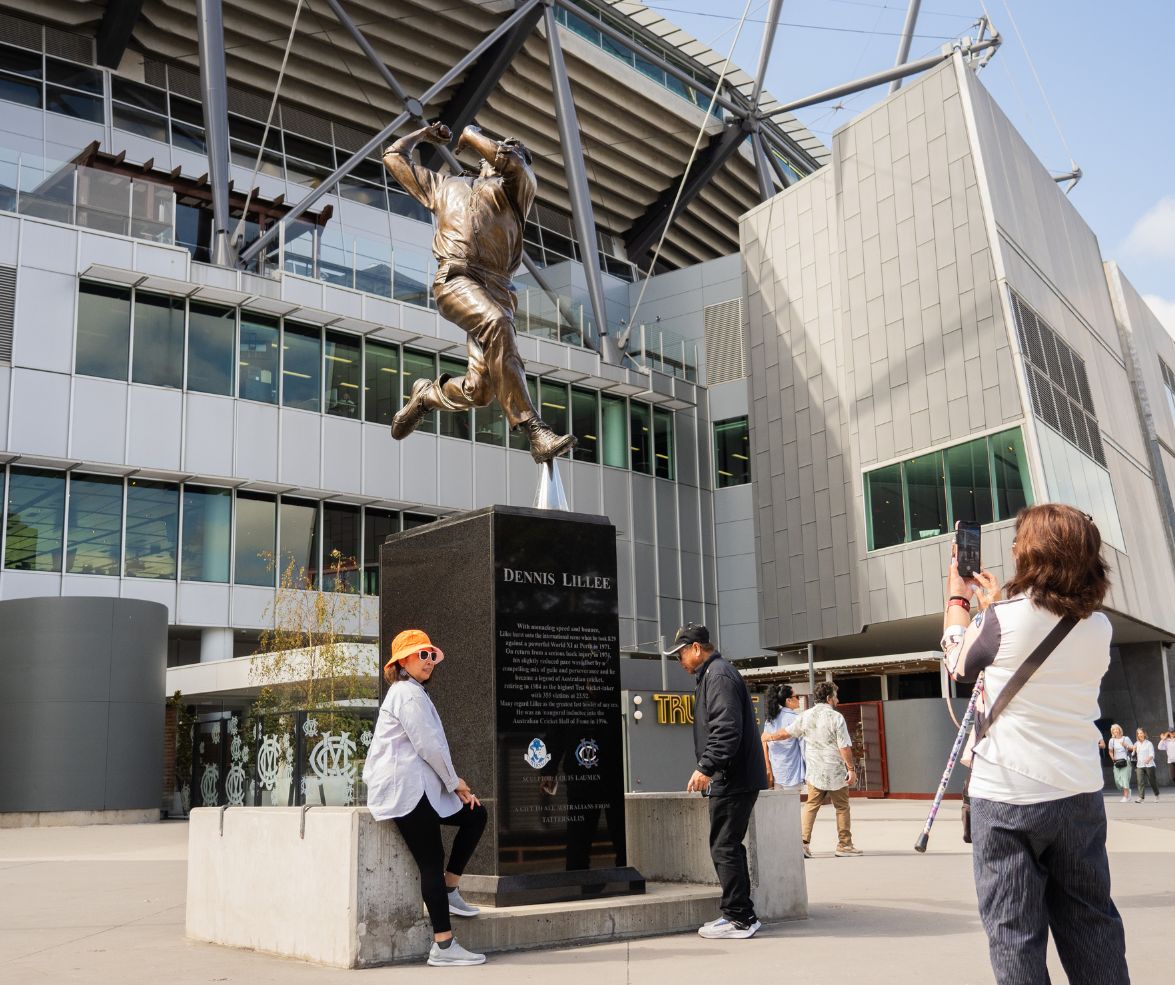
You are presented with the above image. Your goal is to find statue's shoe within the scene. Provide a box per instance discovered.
[390,378,434,440]
[525,418,577,464]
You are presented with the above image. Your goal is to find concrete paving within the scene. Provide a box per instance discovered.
[0,795,1169,984]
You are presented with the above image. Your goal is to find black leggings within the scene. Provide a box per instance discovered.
[394,795,488,934]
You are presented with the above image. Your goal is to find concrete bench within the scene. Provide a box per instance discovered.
[186,790,806,968]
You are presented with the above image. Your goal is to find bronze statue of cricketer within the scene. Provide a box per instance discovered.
[382,122,576,464]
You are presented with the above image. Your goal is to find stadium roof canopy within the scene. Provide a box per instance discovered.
[6,0,830,271]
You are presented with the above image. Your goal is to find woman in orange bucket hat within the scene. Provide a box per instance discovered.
[362,628,488,967]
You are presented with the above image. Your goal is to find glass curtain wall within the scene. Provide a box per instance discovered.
[325,331,361,418]
[401,349,437,434]
[125,479,179,579]
[363,508,398,595]
[66,474,122,576]
[714,417,751,488]
[322,503,360,591]
[601,394,628,468]
[132,293,184,388]
[239,313,280,403]
[76,282,131,380]
[364,340,400,426]
[280,498,320,588]
[282,323,322,412]
[571,387,599,463]
[181,486,231,582]
[653,407,675,480]
[187,302,236,395]
[5,468,66,571]
[235,492,276,586]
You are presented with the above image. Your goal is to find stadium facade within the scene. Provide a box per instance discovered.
[0,0,1171,815]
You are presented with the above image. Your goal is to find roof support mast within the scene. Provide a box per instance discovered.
[888,0,923,94]
[749,0,785,201]
[543,1,617,362]
[195,0,234,266]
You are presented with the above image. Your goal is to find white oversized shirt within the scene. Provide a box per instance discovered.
[780,703,851,792]
[362,679,462,821]
[1160,737,1175,764]
[942,595,1109,804]
[1134,740,1156,769]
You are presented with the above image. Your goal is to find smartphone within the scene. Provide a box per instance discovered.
[955,520,982,579]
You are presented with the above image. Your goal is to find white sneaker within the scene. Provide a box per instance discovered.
[448,889,480,917]
[700,916,727,930]
[802,843,812,859]
[834,845,863,857]
[699,918,761,939]
[427,940,486,966]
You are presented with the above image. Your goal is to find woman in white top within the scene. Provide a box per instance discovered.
[941,504,1128,985]
[1133,728,1159,802]
[1160,730,1175,786]
[362,628,488,967]
[1105,725,1133,802]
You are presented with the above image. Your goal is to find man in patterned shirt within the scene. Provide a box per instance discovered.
[771,680,861,857]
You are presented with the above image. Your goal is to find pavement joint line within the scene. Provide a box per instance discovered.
[9,904,187,963]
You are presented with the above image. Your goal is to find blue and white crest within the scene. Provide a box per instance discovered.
[524,737,551,769]
[575,738,599,769]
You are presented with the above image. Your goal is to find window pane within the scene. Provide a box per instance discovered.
[45,58,102,94]
[111,76,166,113]
[401,348,437,434]
[181,486,231,583]
[45,86,102,122]
[866,464,905,550]
[239,312,279,403]
[0,72,42,109]
[125,479,178,579]
[714,417,751,488]
[630,401,652,474]
[234,492,275,586]
[323,503,360,592]
[474,402,506,446]
[991,428,1032,520]
[0,45,42,79]
[654,407,675,480]
[5,467,65,571]
[905,453,947,540]
[539,380,569,436]
[945,438,993,525]
[282,323,321,411]
[279,498,319,589]
[364,340,400,425]
[571,387,599,463]
[76,282,130,380]
[187,301,235,395]
[509,378,540,451]
[66,474,122,576]
[601,394,628,468]
[363,508,398,595]
[438,356,471,439]
[393,248,432,308]
[324,331,361,418]
[132,292,184,388]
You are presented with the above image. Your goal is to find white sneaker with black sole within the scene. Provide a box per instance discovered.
[448,888,480,917]
[427,940,486,966]
[698,918,761,939]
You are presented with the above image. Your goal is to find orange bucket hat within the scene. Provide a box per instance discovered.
[385,628,445,675]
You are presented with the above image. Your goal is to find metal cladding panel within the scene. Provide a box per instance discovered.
[0,596,167,812]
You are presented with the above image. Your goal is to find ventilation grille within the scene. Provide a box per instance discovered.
[1010,289,1105,467]
[0,12,42,51]
[45,24,93,64]
[226,85,271,122]
[333,122,372,153]
[704,298,745,385]
[143,58,168,90]
[0,265,15,363]
[166,64,201,101]
[280,105,334,145]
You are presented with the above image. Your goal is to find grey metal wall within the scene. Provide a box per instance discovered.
[0,596,167,813]
[882,697,968,796]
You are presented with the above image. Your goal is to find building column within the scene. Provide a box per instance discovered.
[200,628,234,663]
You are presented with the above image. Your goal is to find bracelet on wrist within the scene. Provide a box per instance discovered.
[947,597,971,613]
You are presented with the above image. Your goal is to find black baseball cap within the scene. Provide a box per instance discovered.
[664,622,710,657]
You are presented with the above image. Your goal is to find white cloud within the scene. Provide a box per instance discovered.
[1122,196,1175,264]
[1143,294,1175,337]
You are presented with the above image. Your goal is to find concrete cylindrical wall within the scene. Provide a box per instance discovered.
[0,596,167,815]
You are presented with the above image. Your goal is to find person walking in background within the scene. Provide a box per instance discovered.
[1133,728,1159,802]
[762,683,806,792]
[666,623,768,940]
[1160,729,1175,787]
[770,680,860,858]
[941,504,1129,985]
[363,629,489,967]
[1106,724,1134,802]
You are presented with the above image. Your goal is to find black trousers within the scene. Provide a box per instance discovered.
[708,791,759,924]
[394,795,488,935]
[1135,766,1160,799]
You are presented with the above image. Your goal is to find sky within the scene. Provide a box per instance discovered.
[645,0,1175,332]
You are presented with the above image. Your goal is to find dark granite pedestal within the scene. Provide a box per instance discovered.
[379,505,644,906]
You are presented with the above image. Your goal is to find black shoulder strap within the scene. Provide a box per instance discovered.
[973,615,1077,745]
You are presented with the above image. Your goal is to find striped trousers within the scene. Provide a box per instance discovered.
[971,792,1129,985]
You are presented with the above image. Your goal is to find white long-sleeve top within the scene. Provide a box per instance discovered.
[942,595,1109,805]
[363,678,462,821]
[1134,740,1156,769]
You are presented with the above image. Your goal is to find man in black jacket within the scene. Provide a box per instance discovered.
[667,623,768,939]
